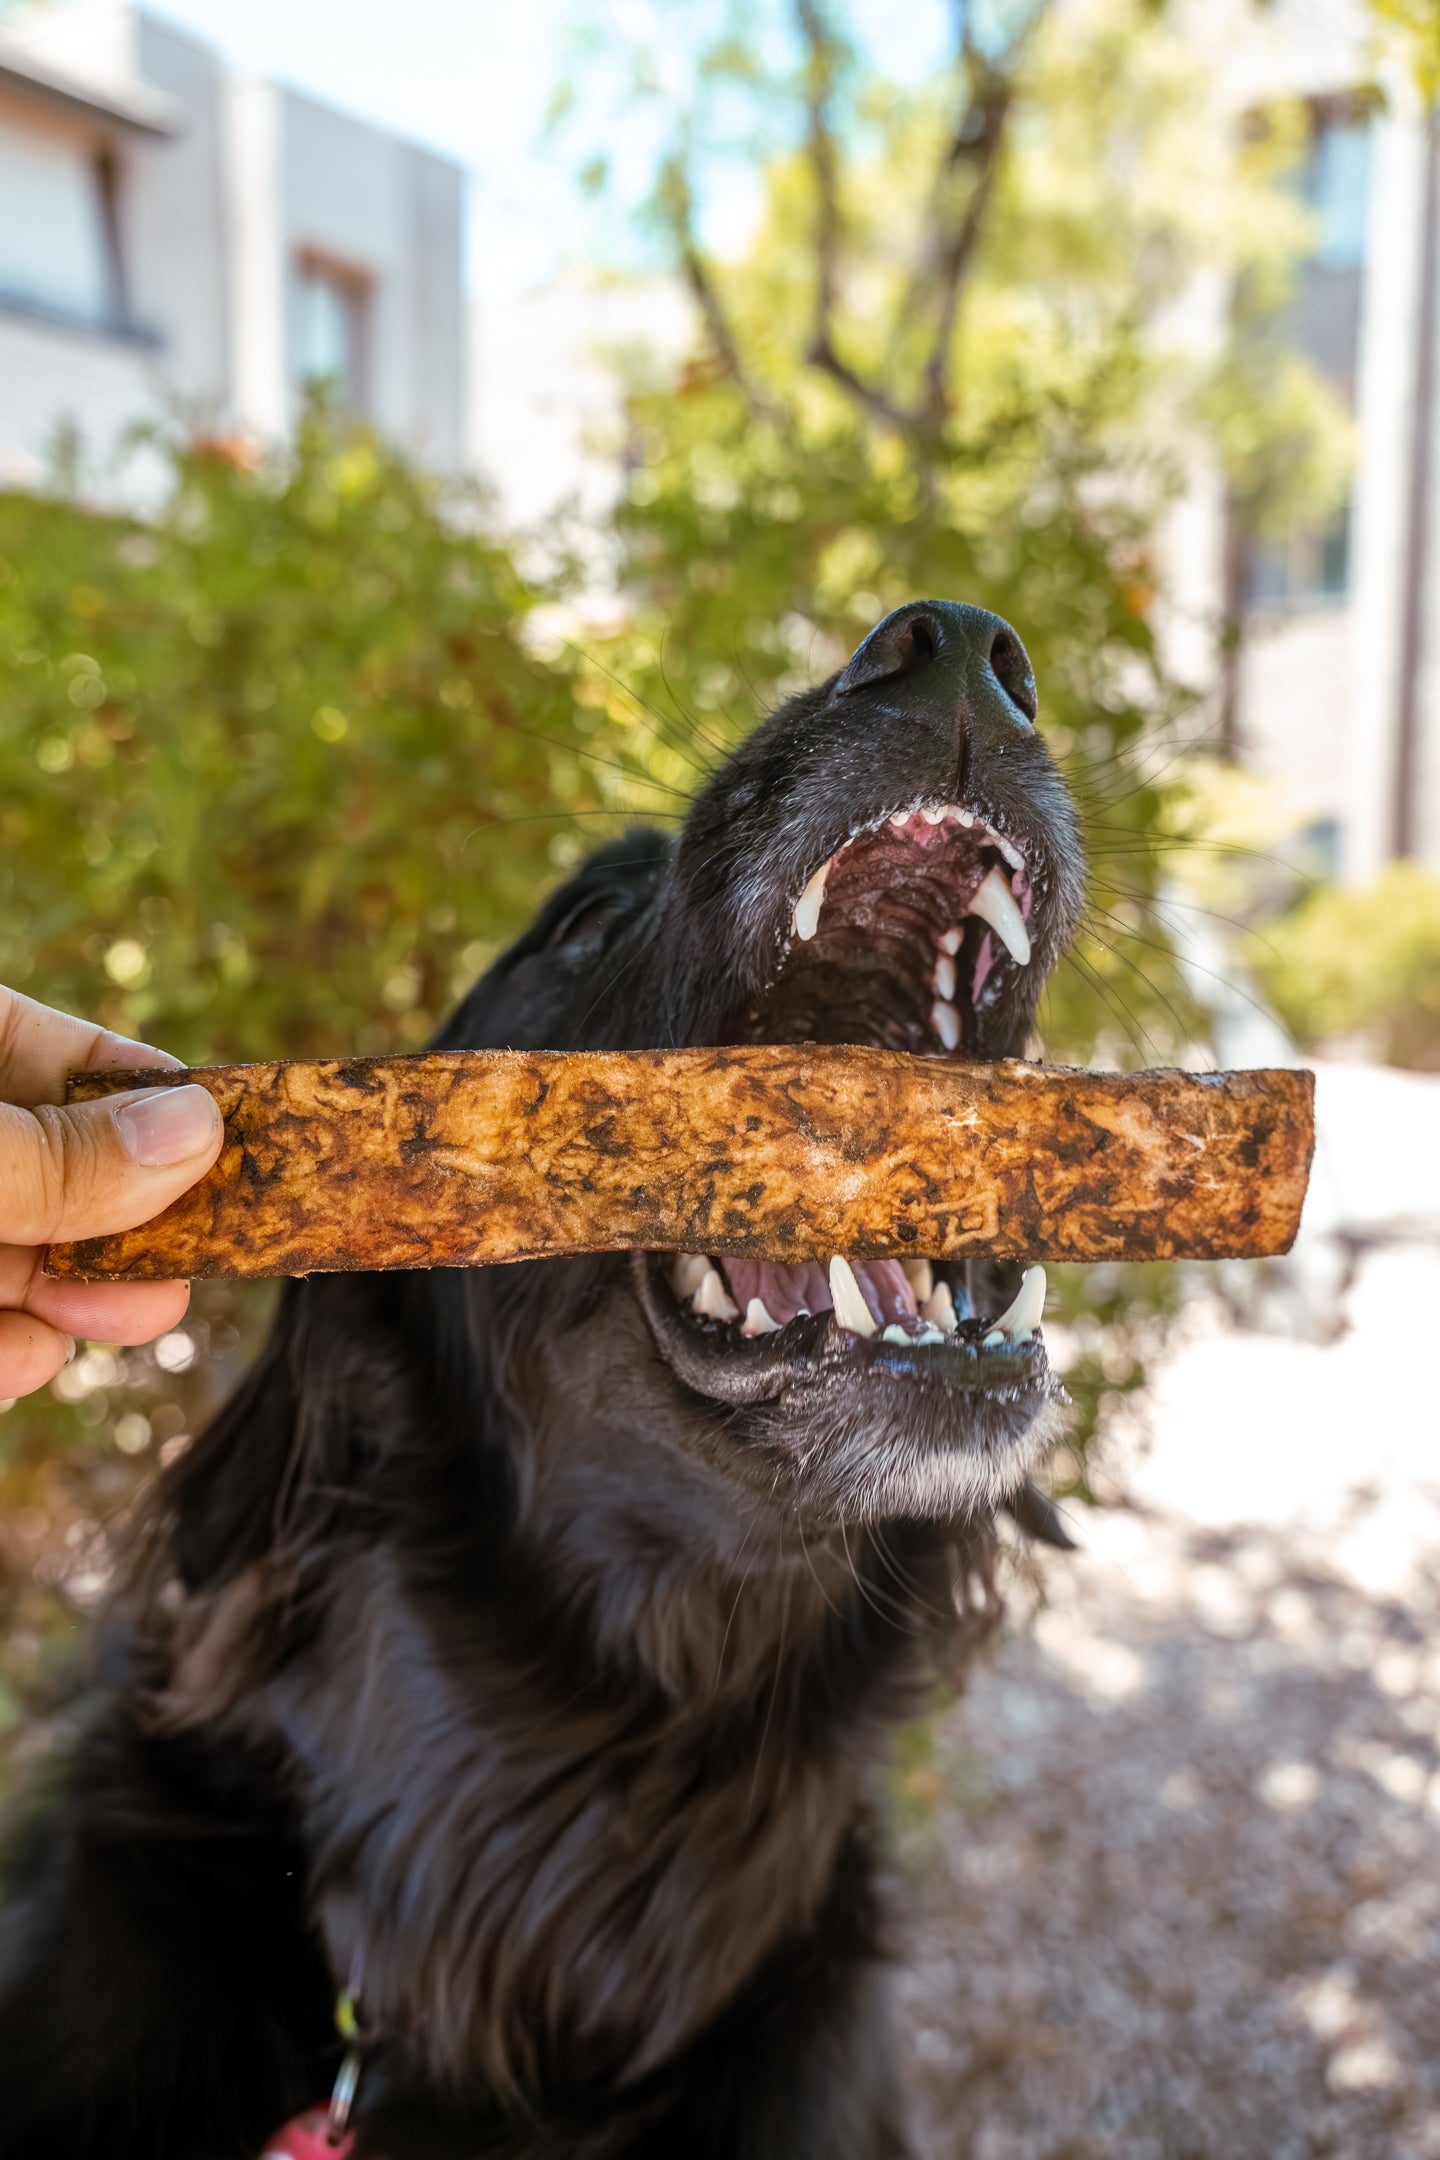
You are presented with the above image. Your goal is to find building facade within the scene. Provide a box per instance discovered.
[1163,0,1440,881]
[0,1,463,488]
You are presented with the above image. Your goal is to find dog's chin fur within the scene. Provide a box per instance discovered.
[0,601,1085,2159]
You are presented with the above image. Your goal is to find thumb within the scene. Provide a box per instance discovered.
[0,1083,225,1248]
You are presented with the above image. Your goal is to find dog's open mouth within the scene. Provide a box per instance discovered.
[762,799,1034,1057]
[636,800,1056,1412]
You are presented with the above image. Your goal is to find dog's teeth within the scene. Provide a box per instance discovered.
[996,835,1023,871]
[881,1319,948,1347]
[828,1255,877,1338]
[902,1256,933,1301]
[931,997,960,1051]
[921,804,946,825]
[672,1253,712,1298]
[792,860,831,942]
[939,926,963,956]
[890,813,911,830]
[966,863,1032,967]
[692,1267,740,1322]
[955,807,975,828]
[933,953,956,1001]
[741,1296,782,1336]
[981,1264,1047,1347]
[920,1280,956,1332]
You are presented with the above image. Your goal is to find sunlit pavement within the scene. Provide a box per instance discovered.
[905,1063,1440,2160]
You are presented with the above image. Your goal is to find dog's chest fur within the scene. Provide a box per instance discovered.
[263,1530,892,2104]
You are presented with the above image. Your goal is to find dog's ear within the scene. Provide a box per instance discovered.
[163,1280,312,1593]
[159,1268,513,1593]
[137,1276,411,1718]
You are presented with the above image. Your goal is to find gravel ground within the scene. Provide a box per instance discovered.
[903,1063,1440,2160]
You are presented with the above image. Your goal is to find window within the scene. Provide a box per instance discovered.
[1242,106,1372,611]
[294,255,369,408]
[1307,116,1371,274]
[1245,505,1352,609]
[0,107,115,324]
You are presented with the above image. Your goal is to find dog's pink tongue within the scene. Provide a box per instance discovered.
[720,1257,918,1327]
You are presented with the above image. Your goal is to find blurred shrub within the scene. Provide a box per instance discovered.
[0,407,623,1748]
[0,406,604,1065]
[1254,864,1440,1070]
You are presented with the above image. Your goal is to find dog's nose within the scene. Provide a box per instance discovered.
[834,599,1038,728]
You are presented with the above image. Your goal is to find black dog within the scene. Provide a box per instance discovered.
[0,600,1084,2157]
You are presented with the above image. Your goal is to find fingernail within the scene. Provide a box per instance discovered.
[117,1085,221,1167]
[104,1037,184,1071]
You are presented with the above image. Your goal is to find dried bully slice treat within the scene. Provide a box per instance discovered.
[45,1046,1315,1282]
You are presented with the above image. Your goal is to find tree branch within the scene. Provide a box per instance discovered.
[659,151,782,427]
[795,0,926,433]
[920,36,1014,428]
[796,0,842,343]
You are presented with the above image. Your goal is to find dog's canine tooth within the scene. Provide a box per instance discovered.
[740,1296,782,1337]
[920,1280,956,1332]
[966,863,1032,967]
[933,953,956,1002]
[792,860,831,942]
[938,925,963,955]
[901,1257,933,1301]
[981,1264,1047,1347]
[672,1254,712,1299]
[996,835,1024,871]
[828,1256,877,1338]
[692,1267,740,1323]
[931,997,960,1051]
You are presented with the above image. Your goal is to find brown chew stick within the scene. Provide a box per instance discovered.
[45,1048,1314,1282]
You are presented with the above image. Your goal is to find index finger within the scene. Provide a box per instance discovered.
[0,985,180,1110]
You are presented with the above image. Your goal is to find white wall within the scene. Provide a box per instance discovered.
[1234,608,1353,826]
[470,272,689,526]
[224,78,463,465]
[127,13,230,414]
[1342,100,1429,881]
[0,308,154,489]
[225,75,285,440]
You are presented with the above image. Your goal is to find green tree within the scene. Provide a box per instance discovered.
[0,408,617,1067]
[1370,0,1440,101]
[565,0,1351,1069]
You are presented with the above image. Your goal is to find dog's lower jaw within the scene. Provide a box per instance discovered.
[777,1381,1070,1527]
[625,1253,1067,1528]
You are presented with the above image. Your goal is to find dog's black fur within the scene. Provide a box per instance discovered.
[0,602,1084,2157]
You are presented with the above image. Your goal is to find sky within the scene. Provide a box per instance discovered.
[137,0,955,306]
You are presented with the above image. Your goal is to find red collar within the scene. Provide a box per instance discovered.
[260,2110,356,2159]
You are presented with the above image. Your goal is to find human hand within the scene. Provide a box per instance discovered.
[0,987,224,1401]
